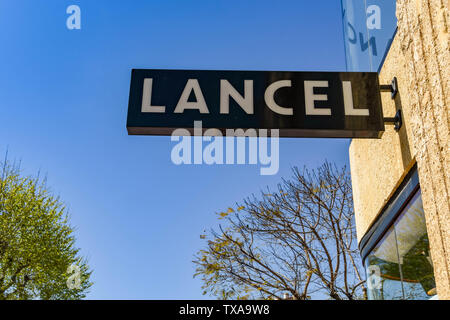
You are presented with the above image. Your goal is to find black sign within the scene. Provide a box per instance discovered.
[127,69,384,138]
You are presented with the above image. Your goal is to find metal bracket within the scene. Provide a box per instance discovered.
[384,109,402,131]
[380,77,398,99]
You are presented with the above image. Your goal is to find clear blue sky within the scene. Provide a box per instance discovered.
[0,0,350,299]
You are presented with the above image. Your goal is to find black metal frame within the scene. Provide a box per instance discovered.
[384,109,402,131]
[380,77,402,131]
[359,164,420,263]
[380,76,398,99]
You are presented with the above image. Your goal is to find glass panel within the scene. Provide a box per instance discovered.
[365,226,404,299]
[394,191,437,300]
[364,189,437,300]
[341,0,397,71]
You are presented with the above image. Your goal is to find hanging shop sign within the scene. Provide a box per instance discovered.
[127,69,384,138]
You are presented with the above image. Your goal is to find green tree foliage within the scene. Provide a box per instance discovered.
[0,160,92,299]
[194,162,366,300]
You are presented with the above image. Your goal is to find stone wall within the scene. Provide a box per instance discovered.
[349,0,449,299]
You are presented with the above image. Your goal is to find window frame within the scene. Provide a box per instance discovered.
[359,164,420,263]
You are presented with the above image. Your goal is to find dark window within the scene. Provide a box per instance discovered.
[364,189,437,299]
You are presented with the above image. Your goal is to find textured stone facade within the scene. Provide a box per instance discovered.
[349,0,449,299]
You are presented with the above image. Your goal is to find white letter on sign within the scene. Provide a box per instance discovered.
[174,79,209,114]
[142,79,166,113]
[343,81,369,116]
[220,80,253,114]
[304,81,331,116]
[264,80,293,115]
